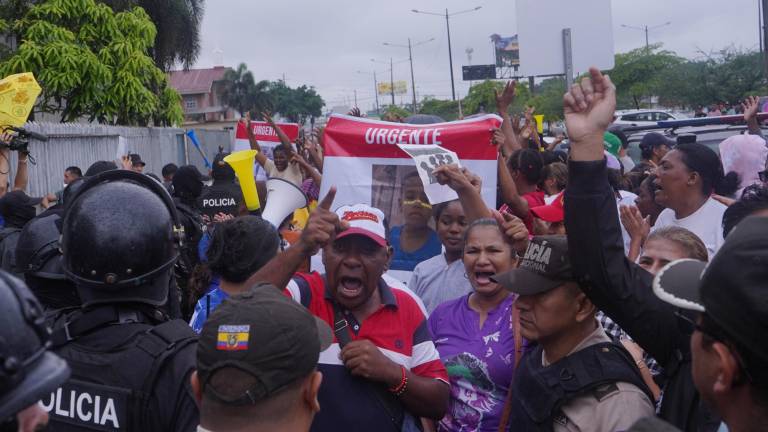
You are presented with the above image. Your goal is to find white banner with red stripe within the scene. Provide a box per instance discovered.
[232,120,300,181]
[320,114,500,212]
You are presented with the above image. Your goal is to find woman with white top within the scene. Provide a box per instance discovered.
[653,142,738,257]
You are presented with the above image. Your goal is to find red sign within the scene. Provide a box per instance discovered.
[322,115,500,160]
[234,121,300,143]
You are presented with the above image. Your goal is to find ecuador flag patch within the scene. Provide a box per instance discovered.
[217,325,250,351]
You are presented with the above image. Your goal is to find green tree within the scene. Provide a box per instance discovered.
[529,77,567,121]
[658,48,766,108]
[99,0,204,71]
[610,44,685,109]
[266,81,324,125]
[220,63,271,117]
[382,104,410,121]
[419,96,459,121]
[0,0,183,125]
[463,80,531,116]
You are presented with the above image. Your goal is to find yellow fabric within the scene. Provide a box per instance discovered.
[0,73,42,128]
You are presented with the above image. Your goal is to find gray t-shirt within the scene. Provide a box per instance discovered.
[409,254,472,315]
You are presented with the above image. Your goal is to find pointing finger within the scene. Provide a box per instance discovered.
[318,186,337,211]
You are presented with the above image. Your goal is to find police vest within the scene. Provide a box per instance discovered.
[45,306,197,432]
[509,341,653,432]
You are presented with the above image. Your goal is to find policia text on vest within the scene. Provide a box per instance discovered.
[41,379,126,430]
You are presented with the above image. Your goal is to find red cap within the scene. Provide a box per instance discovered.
[530,191,565,223]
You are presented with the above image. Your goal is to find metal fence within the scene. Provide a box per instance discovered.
[9,123,233,197]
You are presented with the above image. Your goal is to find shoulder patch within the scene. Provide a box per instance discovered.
[593,383,620,401]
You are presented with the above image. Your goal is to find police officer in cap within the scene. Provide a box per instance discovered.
[0,270,70,431]
[47,170,199,431]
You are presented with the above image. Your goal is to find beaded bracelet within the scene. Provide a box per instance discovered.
[388,365,408,396]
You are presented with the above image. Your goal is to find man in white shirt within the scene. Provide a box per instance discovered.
[244,112,304,187]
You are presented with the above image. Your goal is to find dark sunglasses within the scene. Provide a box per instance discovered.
[675,310,755,383]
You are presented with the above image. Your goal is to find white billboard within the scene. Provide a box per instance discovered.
[516,0,615,77]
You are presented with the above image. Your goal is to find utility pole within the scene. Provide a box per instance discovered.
[445,9,456,100]
[354,89,358,107]
[407,39,417,112]
[384,38,434,113]
[389,57,395,105]
[373,71,380,115]
[413,7,482,101]
[763,0,768,80]
[621,22,671,50]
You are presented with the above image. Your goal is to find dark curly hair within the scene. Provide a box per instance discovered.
[507,148,544,185]
[206,216,280,283]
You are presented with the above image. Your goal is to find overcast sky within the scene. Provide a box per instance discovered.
[192,0,762,112]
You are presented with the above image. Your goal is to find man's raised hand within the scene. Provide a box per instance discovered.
[298,187,346,255]
[563,67,616,160]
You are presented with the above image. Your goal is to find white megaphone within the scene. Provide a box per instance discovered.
[261,178,309,228]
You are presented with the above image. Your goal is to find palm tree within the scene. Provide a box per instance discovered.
[101,0,204,71]
[220,63,272,117]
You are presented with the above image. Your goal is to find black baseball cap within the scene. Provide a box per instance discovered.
[639,132,675,152]
[129,153,146,167]
[211,152,235,182]
[491,235,574,295]
[653,216,768,363]
[197,285,332,405]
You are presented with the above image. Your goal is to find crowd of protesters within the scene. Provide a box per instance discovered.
[0,64,767,432]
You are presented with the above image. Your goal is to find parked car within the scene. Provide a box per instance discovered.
[613,110,677,126]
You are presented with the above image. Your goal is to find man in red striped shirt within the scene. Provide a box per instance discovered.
[252,189,449,431]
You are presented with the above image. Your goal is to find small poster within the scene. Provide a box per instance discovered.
[396,144,461,205]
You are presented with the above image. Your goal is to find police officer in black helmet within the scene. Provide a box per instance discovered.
[46,170,199,431]
[0,270,70,431]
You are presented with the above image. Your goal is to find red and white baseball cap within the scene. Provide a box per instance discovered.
[335,204,388,247]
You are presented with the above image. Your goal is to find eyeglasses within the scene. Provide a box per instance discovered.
[675,310,755,383]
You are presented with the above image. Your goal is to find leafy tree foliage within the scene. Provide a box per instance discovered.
[419,96,459,121]
[658,48,766,108]
[265,80,324,125]
[610,44,685,109]
[220,63,270,117]
[0,0,183,125]
[219,63,325,125]
[100,0,204,71]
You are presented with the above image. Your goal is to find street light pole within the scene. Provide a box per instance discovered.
[373,71,380,115]
[390,57,395,105]
[445,9,456,101]
[412,6,482,101]
[407,38,417,112]
[621,22,671,50]
[383,37,434,113]
[762,0,768,80]
[356,70,381,115]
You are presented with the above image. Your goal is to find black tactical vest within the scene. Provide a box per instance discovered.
[509,341,654,432]
[44,306,197,431]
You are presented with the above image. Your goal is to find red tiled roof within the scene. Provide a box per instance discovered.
[168,66,229,95]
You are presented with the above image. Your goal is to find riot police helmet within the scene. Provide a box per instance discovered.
[0,271,70,420]
[61,170,183,307]
[16,213,65,281]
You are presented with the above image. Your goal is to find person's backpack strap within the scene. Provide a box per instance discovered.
[133,319,197,430]
[497,301,523,432]
[329,292,404,431]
